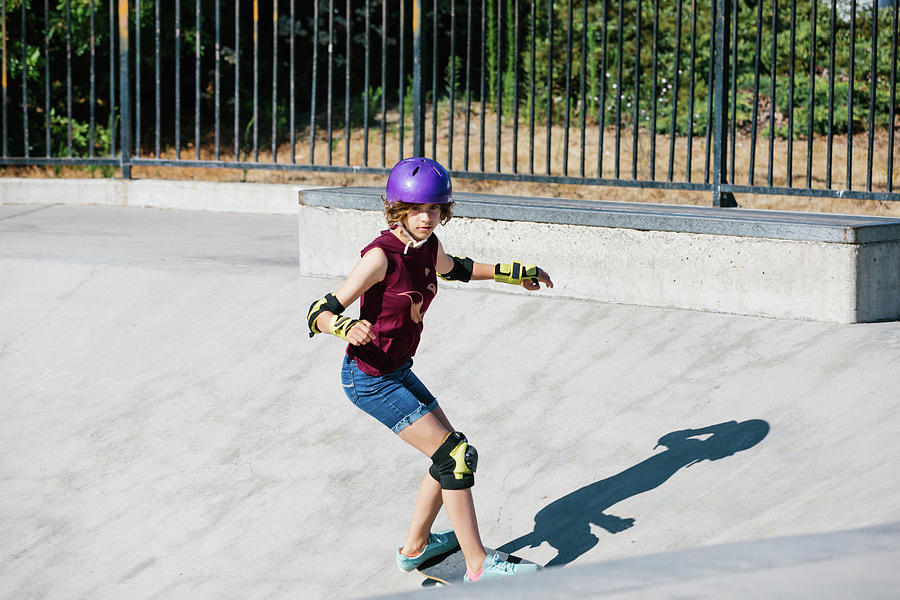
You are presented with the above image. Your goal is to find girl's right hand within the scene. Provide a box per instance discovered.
[346,319,375,346]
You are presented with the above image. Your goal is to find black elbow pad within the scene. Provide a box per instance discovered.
[439,255,474,283]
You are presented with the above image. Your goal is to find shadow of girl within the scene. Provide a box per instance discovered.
[497,419,770,567]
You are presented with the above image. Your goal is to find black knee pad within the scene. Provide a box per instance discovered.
[430,431,478,490]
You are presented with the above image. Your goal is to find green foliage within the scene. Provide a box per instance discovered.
[48,108,114,157]
[359,86,384,122]
[3,0,898,163]
[444,55,463,98]
[465,0,899,139]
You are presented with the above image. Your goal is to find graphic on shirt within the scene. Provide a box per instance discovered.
[399,291,426,324]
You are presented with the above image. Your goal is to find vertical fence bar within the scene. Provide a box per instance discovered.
[806,0,817,188]
[728,0,736,182]
[431,0,437,158]
[344,0,350,165]
[380,0,386,166]
[399,0,405,160]
[826,0,835,188]
[563,0,572,176]
[712,0,734,206]
[749,0,761,185]
[787,0,796,187]
[528,0,535,174]
[513,0,520,173]
[631,0,641,179]
[889,0,898,192]
[110,0,116,156]
[512,2,520,173]
[767,0,776,186]
[614,0,622,179]
[327,0,333,164]
[847,0,856,190]
[412,0,424,157]
[866,0,877,192]
[464,0,472,170]
[44,0,50,156]
[546,0,553,175]
[19,0,28,157]
[235,0,241,160]
[495,0,501,172]
[196,0,202,160]
[703,0,714,184]
[668,0,683,181]
[252,0,259,162]
[155,0,160,157]
[215,0,221,161]
[273,0,279,163]
[650,0,659,180]
[687,0,696,181]
[175,0,181,158]
[289,0,295,163]
[66,0,73,156]
[1,0,7,158]
[363,0,369,166]
[119,0,131,177]
[90,0,96,157]
[480,0,486,171]
[310,0,318,164]
[447,0,455,168]
[133,0,139,158]
[578,0,585,177]
[598,0,608,178]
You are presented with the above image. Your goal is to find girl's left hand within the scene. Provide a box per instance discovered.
[522,267,554,291]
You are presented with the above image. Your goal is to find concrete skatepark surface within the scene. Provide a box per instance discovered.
[2,203,899,599]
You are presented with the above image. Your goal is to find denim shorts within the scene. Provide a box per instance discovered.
[341,355,439,433]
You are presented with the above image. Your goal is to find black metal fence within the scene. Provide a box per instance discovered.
[1,0,898,206]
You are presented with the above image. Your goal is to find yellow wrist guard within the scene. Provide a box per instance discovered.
[329,314,359,341]
[494,261,540,285]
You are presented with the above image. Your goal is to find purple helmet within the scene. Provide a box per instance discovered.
[385,157,452,205]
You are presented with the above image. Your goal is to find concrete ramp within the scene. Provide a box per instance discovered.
[1,204,899,599]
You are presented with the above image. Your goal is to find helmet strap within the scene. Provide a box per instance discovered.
[398,221,430,254]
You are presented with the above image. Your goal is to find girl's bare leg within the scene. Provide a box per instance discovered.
[400,473,443,555]
[398,410,488,573]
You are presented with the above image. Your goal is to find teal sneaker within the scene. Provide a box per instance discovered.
[464,553,539,582]
[395,530,459,572]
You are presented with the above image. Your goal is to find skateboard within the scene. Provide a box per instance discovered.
[417,546,541,585]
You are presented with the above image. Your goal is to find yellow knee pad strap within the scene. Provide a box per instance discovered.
[430,431,478,490]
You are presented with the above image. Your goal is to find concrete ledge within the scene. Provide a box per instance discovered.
[303,187,900,244]
[0,178,313,215]
[300,187,900,323]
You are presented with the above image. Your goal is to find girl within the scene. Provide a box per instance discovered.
[307,157,553,582]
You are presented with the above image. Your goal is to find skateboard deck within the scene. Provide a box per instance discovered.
[417,547,540,585]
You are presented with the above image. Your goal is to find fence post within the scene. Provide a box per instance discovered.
[712,0,735,206]
[118,0,131,178]
[412,0,425,157]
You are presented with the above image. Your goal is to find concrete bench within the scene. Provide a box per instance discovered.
[299,187,900,323]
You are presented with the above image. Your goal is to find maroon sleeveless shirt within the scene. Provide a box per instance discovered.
[347,229,439,376]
